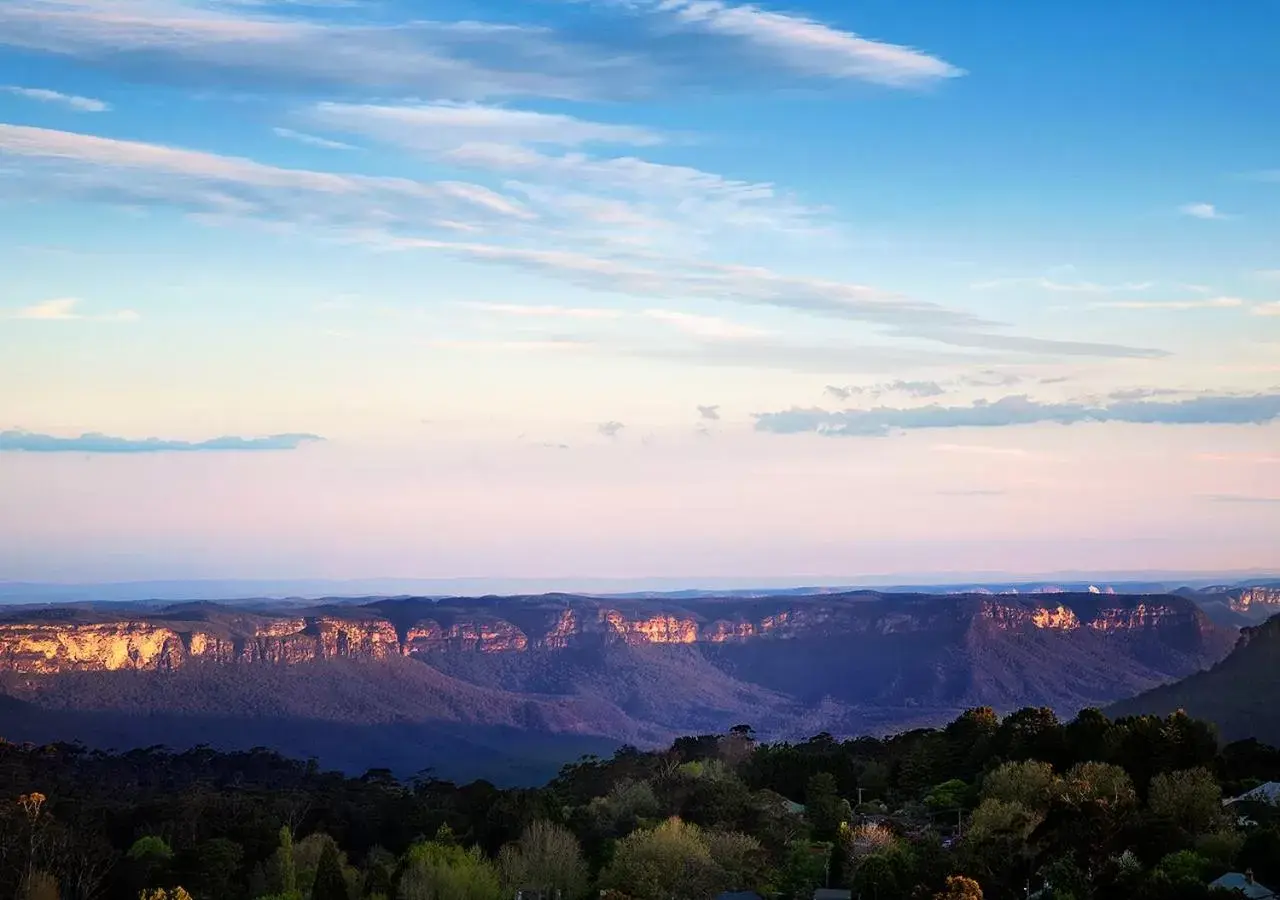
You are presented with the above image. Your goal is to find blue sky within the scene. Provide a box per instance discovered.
[1,0,1278,582]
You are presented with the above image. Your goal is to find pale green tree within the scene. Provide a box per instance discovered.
[981,761,1061,812]
[398,840,502,900]
[1061,762,1135,809]
[704,830,766,890]
[1149,768,1226,836]
[277,827,298,898]
[497,821,588,900]
[599,818,719,900]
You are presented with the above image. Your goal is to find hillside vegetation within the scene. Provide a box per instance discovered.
[4,706,1280,900]
[1111,613,1280,743]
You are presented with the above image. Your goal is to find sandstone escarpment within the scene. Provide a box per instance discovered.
[0,592,1220,676]
[1228,587,1280,614]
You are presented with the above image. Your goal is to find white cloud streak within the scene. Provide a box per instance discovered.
[1093,296,1245,311]
[464,301,766,338]
[1253,302,1280,317]
[1179,202,1226,220]
[306,100,820,241]
[604,0,963,87]
[0,0,960,100]
[373,235,1165,358]
[271,127,355,150]
[7,297,137,321]
[0,122,534,231]
[972,276,1155,294]
[2,85,109,112]
[641,308,768,339]
[0,0,636,101]
[310,101,663,149]
[464,302,627,321]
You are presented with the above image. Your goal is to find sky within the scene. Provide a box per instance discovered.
[1,0,1278,584]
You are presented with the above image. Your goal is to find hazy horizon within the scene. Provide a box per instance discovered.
[3,568,1276,605]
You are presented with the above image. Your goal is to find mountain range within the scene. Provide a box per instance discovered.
[0,590,1236,783]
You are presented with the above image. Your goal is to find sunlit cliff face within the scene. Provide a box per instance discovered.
[0,597,1207,675]
[978,602,1081,631]
[1230,588,1280,613]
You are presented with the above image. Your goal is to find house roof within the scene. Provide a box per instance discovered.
[716,893,762,900]
[1209,873,1276,899]
[1225,782,1280,805]
[813,891,852,900]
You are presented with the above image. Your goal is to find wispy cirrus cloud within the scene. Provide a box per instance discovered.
[0,122,1165,364]
[754,392,1280,437]
[0,0,961,100]
[7,297,137,321]
[595,0,964,87]
[465,301,767,339]
[0,0,638,101]
[2,85,109,112]
[271,127,354,150]
[824,372,1034,401]
[380,235,1164,359]
[0,430,323,453]
[309,101,663,150]
[972,276,1155,293]
[642,309,767,339]
[1092,296,1245,311]
[825,380,946,401]
[305,100,820,241]
[625,338,983,374]
[1179,202,1227,220]
[465,302,627,321]
[0,123,533,231]
[1252,302,1280,317]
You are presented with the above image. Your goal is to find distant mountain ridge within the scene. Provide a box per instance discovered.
[0,590,1235,782]
[2,574,1276,605]
[1109,611,1280,743]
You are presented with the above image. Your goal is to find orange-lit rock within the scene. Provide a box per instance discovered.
[402,620,528,654]
[539,609,580,649]
[0,623,189,673]
[1087,603,1178,631]
[1230,587,1280,613]
[312,617,401,659]
[1031,605,1081,630]
[601,611,698,644]
[978,601,1081,631]
[704,620,758,642]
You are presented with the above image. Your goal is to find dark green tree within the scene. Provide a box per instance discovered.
[311,842,348,900]
[851,854,902,900]
[805,773,849,841]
